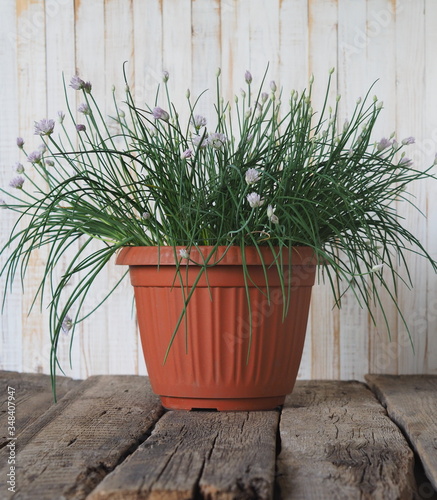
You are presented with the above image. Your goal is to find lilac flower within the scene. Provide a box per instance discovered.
[9,176,25,189]
[245,70,252,84]
[70,75,85,90]
[70,75,91,93]
[247,192,264,208]
[38,144,47,154]
[261,92,269,103]
[270,81,277,92]
[376,137,392,151]
[245,168,260,185]
[162,70,169,82]
[152,107,170,121]
[142,212,151,220]
[401,136,415,145]
[57,110,65,123]
[16,137,24,149]
[181,148,193,159]
[267,205,279,224]
[192,134,209,149]
[62,315,73,334]
[45,159,55,167]
[34,118,55,136]
[14,162,24,174]
[83,81,92,94]
[78,103,91,115]
[27,150,42,164]
[209,132,227,149]
[399,156,413,166]
[191,115,207,131]
[179,248,190,260]
[76,124,86,132]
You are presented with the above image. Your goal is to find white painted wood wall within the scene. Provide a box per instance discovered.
[1,0,436,381]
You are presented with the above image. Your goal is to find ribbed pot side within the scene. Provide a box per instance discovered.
[116,246,317,411]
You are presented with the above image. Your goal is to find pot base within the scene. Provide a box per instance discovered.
[160,395,285,411]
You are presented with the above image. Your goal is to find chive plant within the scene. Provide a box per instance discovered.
[1,67,436,390]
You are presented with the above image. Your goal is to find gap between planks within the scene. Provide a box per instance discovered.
[366,374,437,493]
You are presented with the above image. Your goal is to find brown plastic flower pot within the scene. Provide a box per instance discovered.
[116,245,317,411]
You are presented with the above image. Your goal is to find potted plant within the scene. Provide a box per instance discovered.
[1,66,435,410]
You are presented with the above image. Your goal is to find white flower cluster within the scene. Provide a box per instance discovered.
[244,168,278,224]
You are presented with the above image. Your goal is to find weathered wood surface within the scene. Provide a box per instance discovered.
[366,374,437,492]
[2,373,437,499]
[0,375,163,500]
[89,410,279,500]
[277,380,415,500]
[0,370,80,449]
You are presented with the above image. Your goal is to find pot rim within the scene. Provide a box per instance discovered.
[115,245,317,267]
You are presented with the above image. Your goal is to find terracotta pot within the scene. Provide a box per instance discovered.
[116,246,317,411]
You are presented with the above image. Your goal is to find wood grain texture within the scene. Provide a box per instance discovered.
[0,375,163,500]
[365,374,437,491]
[88,410,279,500]
[365,0,399,377]
[0,1,22,373]
[395,0,429,376]
[337,0,370,381]
[277,380,416,499]
[16,0,51,376]
[0,371,80,449]
[424,0,437,374]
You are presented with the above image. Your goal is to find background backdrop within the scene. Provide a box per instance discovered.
[1,0,436,381]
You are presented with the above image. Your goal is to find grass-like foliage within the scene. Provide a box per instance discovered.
[1,66,436,391]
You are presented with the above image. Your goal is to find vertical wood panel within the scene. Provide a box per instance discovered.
[74,0,108,378]
[308,0,340,379]
[132,0,164,375]
[365,0,399,376]
[103,0,139,376]
[424,0,437,375]
[220,0,251,104]
[337,0,370,379]
[395,0,428,374]
[278,0,309,90]
[16,0,50,374]
[248,0,280,80]
[44,0,79,378]
[162,0,192,126]
[278,0,311,379]
[191,0,221,118]
[0,1,22,372]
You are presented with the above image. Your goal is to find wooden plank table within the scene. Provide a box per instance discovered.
[1,372,436,499]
